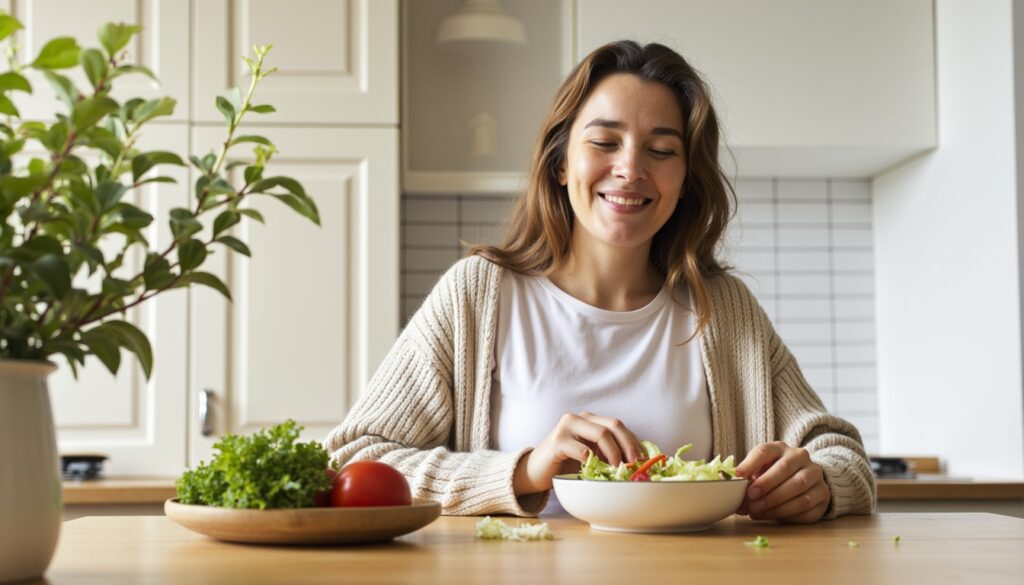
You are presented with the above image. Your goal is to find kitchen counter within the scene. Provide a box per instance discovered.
[40,513,1024,584]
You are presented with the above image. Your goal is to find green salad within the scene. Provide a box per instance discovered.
[577,441,737,482]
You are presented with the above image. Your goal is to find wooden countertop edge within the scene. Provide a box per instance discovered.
[876,480,1024,501]
[62,479,177,505]
[63,477,1024,505]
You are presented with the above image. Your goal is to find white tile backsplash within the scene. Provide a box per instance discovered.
[778,250,830,271]
[778,202,829,224]
[778,227,831,248]
[401,178,879,446]
[777,179,828,200]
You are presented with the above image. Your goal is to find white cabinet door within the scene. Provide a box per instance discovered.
[189,126,398,464]
[576,0,936,177]
[3,0,190,123]
[192,0,398,126]
[48,124,190,477]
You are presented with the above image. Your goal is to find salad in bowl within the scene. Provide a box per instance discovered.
[553,442,747,533]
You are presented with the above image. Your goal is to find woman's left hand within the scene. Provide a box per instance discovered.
[734,441,831,524]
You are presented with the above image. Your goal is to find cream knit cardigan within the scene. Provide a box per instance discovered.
[324,256,876,518]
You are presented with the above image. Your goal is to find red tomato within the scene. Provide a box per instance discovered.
[330,461,412,507]
[313,467,338,507]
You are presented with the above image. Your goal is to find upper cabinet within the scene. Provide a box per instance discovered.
[3,0,190,123]
[577,0,937,177]
[193,0,398,125]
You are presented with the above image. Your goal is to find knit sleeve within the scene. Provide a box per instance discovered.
[767,330,877,519]
[322,265,547,517]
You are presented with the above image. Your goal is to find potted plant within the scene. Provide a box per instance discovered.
[0,16,318,583]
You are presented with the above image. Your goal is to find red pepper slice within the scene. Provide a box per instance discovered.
[629,454,667,481]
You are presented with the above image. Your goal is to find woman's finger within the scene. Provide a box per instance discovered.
[563,416,627,466]
[735,442,785,498]
[778,501,829,525]
[577,412,645,463]
[749,465,823,516]
[751,481,830,522]
[743,444,810,502]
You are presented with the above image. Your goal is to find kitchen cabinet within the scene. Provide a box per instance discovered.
[10,1,400,475]
[189,126,398,466]
[193,0,398,126]
[2,0,191,123]
[577,0,936,177]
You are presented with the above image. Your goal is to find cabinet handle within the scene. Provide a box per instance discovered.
[199,389,215,437]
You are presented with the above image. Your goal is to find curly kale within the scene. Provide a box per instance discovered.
[176,420,332,509]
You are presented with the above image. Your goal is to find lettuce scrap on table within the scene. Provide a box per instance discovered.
[475,517,553,541]
[577,441,738,482]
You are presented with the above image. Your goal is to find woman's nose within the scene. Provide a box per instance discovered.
[612,147,647,182]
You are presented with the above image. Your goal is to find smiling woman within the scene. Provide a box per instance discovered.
[324,40,875,524]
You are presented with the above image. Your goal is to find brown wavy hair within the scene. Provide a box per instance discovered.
[470,40,735,336]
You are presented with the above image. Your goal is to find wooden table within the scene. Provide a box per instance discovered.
[36,513,1024,584]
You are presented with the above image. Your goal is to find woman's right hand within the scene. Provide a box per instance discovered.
[512,412,646,495]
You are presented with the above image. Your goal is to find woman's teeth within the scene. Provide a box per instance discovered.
[601,193,650,206]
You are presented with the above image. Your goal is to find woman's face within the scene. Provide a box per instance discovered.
[559,73,686,253]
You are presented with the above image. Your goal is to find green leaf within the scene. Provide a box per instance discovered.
[31,37,81,70]
[229,135,272,148]
[110,202,154,230]
[67,180,99,214]
[0,95,18,117]
[216,96,235,125]
[177,238,207,271]
[132,96,175,125]
[249,104,276,114]
[71,95,118,129]
[25,254,72,298]
[0,71,32,93]
[73,244,104,273]
[41,71,79,107]
[238,208,265,224]
[100,319,153,380]
[1,137,24,157]
[80,126,124,159]
[250,176,307,198]
[243,165,263,184]
[131,150,185,182]
[215,235,250,257]
[175,271,232,301]
[98,22,142,57]
[80,48,108,89]
[108,64,157,83]
[272,193,320,225]
[142,253,175,290]
[0,14,24,43]
[135,175,176,186]
[80,328,121,375]
[212,210,240,238]
[43,120,69,152]
[168,207,202,242]
[96,180,128,211]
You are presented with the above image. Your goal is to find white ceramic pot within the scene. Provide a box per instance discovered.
[0,359,61,583]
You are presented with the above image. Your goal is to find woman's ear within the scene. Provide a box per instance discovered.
[558,166,567,186]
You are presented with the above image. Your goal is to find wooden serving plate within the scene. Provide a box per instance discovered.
[164,497,441,545]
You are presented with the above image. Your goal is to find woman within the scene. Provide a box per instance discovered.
[325,41,875,523]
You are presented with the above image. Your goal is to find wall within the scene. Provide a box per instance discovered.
[401,177,880,453]
[874,0,1024,477]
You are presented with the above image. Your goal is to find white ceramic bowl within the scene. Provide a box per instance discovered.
[552,475,748,533]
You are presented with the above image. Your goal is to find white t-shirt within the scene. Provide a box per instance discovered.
[489,270,711,514]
